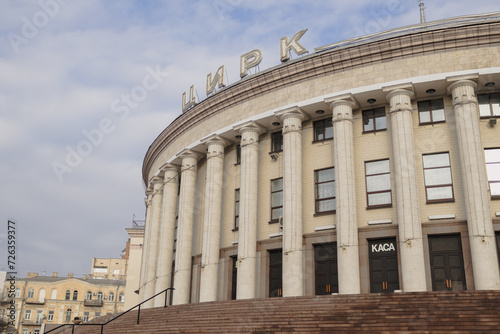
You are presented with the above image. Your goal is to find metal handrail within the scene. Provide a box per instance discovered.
[44,288,174,334]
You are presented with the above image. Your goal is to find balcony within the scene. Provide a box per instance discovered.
[25,298,45,305]
[84,299,103,307]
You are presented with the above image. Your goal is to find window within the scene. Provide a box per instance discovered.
[270,132,283,153]
[315,168,335,213]
[15,288,20,298]
[109,292,114,302]
[65,290,70,300]
[65,309,72,323]
[119,293,124,302]
[48,311,54,321]
[365,159,392,208]
[314,118,333,141]
[363,107,386,133]
[418,99,445,124]
[271,178,283,222]
[235,145,241,165]
[38,289,45,302]
[485,148,500,198]
[34,330,40,334]
[95,312,101,319]
[114,269,120,275]
[83,312,89,322]
[23,329,28,334]
[73,290,78,301]
[478,93,500,117]
[36,310,43,324]
[27,288,34,299]
[24,310,31,320]
[86,291,92,300]
[234,189,240,230]
[51,289,57,299]
[423,153,454,202]
[97,292,103,301]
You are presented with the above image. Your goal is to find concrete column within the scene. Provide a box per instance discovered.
[233,121,265,299]
[143,175,164,308]
[153,165,179,307]
[138,190,153,303]
[275,107,306,297]
[325,95,361,294]
[384,84,427,292]
[199,135,229,302]
[172,150,201,305]
[447,76,500,290]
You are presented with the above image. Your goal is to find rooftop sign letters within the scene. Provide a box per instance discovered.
[181,29,309,113]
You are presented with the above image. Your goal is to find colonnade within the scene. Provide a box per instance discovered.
[138,75,499,307]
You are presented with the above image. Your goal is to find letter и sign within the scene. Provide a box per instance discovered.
[370,240,396,253]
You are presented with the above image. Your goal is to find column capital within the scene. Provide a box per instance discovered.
[383,83,414,101]
[274,106,309,122]
[200,134,231,148]
[233,121,266,135]
[160,163,179,182]
[324,93,358,110]
[176,148,203,161]
[447,74,478,94]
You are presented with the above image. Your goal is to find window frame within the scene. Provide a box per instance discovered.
[235,145,241,165]
[365,159,392,209]
[119,293,124,302]
[48,311,54,321]
[362,107,387,133]
[478,93,500,118]
[313,118,333,142]
[485,147,500,199]
[65,290,70,300]
[24,310,31,320]
[109,292,114,302]
[65,309,72,323]
[418,98,445,125]
[314,167,336,215]
[27,288,34,299]
[97,292,103,301]
[86,291,92,300]
[72,290,78,301]
[422,152,455,203]
[270,132,283,153]
[233,189,240,231]
[83,312,89,322]
[270,177,283,223]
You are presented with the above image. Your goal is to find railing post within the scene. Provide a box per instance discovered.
[137,304,141,325]
[71,325,75,334]
[101,324,104,334]
[164,289,168,308]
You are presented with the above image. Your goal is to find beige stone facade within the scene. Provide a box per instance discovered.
[139,14,500,306]
[0,273,125,334]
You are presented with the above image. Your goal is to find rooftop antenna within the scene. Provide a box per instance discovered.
[418,0,426,24]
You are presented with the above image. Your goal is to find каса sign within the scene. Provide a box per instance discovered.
[182,29,309,113]
[370,241,396,253]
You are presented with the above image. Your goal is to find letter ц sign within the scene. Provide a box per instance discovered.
[370,240,397,254]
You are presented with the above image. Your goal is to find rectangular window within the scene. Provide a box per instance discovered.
[315,168,335,213]
[271,178,283,222]
[418,99,445,124]
[83,312,89,322]
[23,330,28,334]
[365,159,392,208]
[478,93,500,117]
[270,132,283,153]
[485,148,500,198]
[234,189,240,230]
[48,311,54,321]
[34,330,40,334]
[95,312,101,319]
[423,152,454,202]
[235,145,241,165]
[36,310,43,324]
[363,107,387,133]
[24,310,31,320]
[313,118,333,141]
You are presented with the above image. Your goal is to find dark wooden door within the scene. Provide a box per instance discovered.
[369,238,399,293]
[231,256,237,300]
[269,249,282,297]
[429,234,466,291]
[314,243,338,295]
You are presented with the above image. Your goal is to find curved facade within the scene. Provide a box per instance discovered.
[139,13,500,306]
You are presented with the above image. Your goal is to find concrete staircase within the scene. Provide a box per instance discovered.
[49,290,500,333]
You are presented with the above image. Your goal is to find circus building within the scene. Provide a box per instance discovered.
[138,12,500,307]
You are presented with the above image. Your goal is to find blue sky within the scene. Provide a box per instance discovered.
[0,0,499,278]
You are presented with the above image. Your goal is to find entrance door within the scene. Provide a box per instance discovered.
[314,243,338,295]
[429,234,466,291]
[369,238,399,293]
[231,256,237,300]
[269,249,282,297]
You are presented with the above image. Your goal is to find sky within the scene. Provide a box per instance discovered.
[0,0,499,279]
